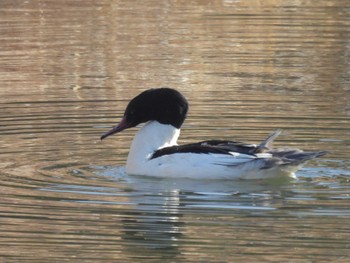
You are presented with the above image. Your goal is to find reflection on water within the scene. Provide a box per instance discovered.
[0,0,349,262]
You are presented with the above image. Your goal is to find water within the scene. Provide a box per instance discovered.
[1,0,350,262]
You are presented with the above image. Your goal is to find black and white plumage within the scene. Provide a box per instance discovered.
[101,88,327,179]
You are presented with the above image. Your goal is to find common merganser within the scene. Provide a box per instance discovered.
[101,88,327,179]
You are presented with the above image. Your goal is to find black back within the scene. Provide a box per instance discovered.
[151,140,258,159]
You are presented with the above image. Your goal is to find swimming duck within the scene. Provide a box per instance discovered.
[101,88,326,179]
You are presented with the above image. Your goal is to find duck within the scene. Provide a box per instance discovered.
[100,87,327,179]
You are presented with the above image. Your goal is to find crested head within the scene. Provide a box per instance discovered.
[125,87,188,128]
[101,87,188,140]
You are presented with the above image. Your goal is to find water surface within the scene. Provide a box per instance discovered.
[0,0,349,262]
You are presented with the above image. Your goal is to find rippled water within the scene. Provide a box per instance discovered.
[1,0,350,262]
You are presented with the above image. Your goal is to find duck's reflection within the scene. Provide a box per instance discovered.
[96,166,289,259]
[118,174,286,259]
[121,189,183,259]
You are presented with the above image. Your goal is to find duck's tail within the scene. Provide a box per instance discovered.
[254,129,282,153]
[255,130,328,168]
[277,150,328,166]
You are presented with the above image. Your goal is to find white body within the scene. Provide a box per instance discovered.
[125,121,299,179]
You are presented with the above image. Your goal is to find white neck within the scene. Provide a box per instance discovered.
[125,121,180,174]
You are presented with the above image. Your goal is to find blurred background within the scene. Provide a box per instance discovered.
[0,0,349,262]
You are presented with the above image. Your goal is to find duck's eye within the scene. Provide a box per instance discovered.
[128,109,135,117]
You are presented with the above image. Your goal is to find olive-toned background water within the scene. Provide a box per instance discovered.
[1,0,350,262]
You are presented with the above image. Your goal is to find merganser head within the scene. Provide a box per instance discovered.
[101,87,188,140]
